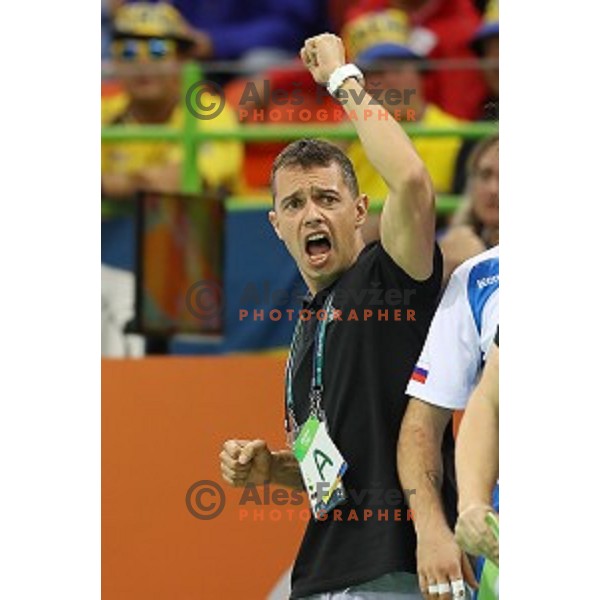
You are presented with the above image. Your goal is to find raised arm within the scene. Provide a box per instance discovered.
[300,33,436,280]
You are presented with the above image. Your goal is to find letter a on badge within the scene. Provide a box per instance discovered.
[313,449,334,480]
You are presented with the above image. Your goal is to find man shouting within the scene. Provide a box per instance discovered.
[220,33,464,599]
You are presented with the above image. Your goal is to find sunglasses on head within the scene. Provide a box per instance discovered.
[112,38,177,61]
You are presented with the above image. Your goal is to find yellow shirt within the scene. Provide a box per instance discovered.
[346,104,463,198]
[101,92,243,191]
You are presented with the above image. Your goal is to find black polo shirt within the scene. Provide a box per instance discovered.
[287,241,446,599]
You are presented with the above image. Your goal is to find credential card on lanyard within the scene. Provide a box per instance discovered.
[293,415,348,519]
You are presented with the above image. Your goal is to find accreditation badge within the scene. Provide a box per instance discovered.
[293,415,348,519]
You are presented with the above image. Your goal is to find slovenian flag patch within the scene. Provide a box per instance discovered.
[410,366,428,384]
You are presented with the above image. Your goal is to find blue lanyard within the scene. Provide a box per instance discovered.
[285,294,335,440]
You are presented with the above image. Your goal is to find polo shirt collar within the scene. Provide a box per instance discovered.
[302,281,337,311]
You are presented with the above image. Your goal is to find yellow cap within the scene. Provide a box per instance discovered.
[342,10,420,64]
[484,0,499,24]
[114,2,192,43]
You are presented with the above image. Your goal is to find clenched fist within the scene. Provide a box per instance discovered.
[219,439,273,487]
[300,33,346,85]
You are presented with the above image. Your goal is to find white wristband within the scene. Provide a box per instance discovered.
[327,63,365,98]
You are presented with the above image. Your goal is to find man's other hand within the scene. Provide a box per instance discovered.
[219,439,272,487]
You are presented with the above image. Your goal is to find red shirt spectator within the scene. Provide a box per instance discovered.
[225,66,343,191]
[345,0,489,119]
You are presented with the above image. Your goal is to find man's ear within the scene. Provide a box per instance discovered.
[355,194,369,227]
[268,210,282,240]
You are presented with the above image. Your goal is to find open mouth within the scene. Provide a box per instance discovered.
[305,232,332,266]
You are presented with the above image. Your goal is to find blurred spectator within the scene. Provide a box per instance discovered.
[342,9,464,198]
[472,0,490,15]
[102,3,242,197]
[471,0,498,119]
[440,134,498,281]
[451,0,498,192]
[101,0,113,60]
[102,0,125,60]
[329,0,354,33]
[345,0,489,120]
[125,0,330,71]
[101,2,243,356]
[225,66,342,194]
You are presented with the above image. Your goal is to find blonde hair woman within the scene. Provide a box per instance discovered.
[441,134,499,282]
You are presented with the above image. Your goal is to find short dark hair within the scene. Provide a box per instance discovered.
[270,139,359,201]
